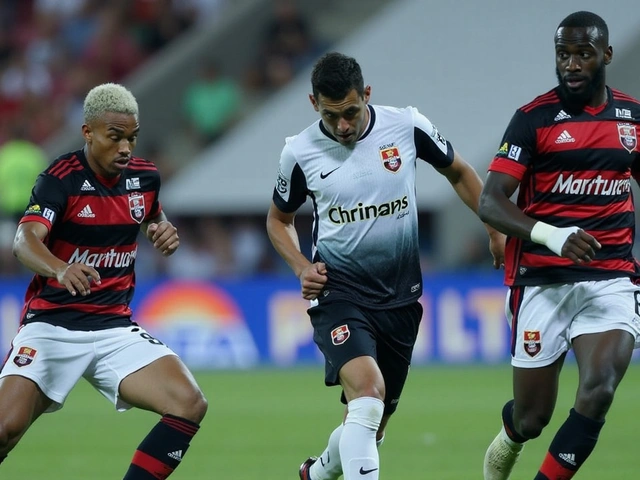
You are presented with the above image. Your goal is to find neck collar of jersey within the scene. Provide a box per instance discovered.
[78,148,121,188]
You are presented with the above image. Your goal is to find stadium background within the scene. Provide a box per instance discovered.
[0,0,639,478]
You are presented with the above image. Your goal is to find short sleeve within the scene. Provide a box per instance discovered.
[488,109,537,180]
[19,173,67,230]
[272,142,308,213]
[411,107,454,168]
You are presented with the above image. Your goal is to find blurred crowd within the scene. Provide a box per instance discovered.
[0,0,331,278]
[0,0,499,279]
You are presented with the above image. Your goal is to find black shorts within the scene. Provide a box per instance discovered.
[308,300,422,415]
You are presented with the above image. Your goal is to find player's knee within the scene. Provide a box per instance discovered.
[576,383,615,418]
[186,389,208,423]
[345,397,385,431]
[348,380,385,403]
[514,412,550,440]
[169,388,208,424]
[0,418,27,449]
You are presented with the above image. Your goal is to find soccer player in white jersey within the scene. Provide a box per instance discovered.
[266,52,506,480]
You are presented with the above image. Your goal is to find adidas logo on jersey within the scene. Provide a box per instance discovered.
[167,450,183,461]
[554,110,571,121]
[555,130,575,144]
[558,453,576,466]
[77,205,95,218]
[81,180,95,191]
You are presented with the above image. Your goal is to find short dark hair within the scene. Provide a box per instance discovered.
[557,11,609,46]
[311,52,365,100]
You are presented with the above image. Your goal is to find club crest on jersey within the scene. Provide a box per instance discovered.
[13,346,37,367]
[129,193,145,224]
[331,325,350,345]
[380,146,402,173]
[524,330,541,357]
[618,123,637,153]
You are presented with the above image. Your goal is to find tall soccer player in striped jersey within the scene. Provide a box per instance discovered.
[266,52,506,480]
[479,11,640,480]
[0,83,208,478]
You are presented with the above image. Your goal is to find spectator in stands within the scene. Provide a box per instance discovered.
[81,4,146,83]
[182,61,243,146]
[246,0,324,92]
[0,123,48,223]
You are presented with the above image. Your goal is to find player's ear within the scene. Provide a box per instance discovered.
[363,85,371,103]
[82,124,92,143]
[309,94,319,111]
[604,45,613,65]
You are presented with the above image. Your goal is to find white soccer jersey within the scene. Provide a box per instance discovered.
[273,104,454,308]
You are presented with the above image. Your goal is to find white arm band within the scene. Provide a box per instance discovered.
[530,221,579,257]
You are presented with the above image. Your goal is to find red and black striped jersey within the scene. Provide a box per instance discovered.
[488,86,640,286]
[18,149,162,330]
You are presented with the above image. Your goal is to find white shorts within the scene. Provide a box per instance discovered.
[507,277,640,368]
[0,323,177,413]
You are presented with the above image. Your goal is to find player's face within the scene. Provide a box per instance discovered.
[82,112,139,178]
[310,86,371,146]
[554,26,611,108]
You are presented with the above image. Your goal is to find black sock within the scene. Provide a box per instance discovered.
[123,414,200,480]
[501,399,528,443]
[534,408,604,480]
[0,455,6,465]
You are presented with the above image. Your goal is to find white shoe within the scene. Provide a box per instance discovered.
[483,428,524,480]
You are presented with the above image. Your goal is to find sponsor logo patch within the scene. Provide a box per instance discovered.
[126,177,140,190]
[331,325,350,345]
[13,346,37,367]
[25,204,41,215]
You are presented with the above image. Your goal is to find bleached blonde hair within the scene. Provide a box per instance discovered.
[83,83,139,124]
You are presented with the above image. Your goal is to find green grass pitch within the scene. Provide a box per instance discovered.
[3,364,638,479]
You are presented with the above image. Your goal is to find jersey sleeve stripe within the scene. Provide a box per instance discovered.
[488,158,527,179]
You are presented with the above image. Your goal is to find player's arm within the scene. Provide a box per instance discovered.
[13,221,101,296]
[435,150,506,267]
[266,202,327,300]
[436,150,494,219]
[141,210,179,256]
[478,171,600,264]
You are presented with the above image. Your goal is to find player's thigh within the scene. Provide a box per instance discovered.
[308,301,378,388]
[339,355,384,402]
[88,326,204,418]
[373,301,422,415]
[0,375,52,437]
[119,355,207,422]
[0,323,93,412]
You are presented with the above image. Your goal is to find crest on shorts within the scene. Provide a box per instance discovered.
[331,325,350,345]
[13,346,37,367]
[380,146,402,173]
[618,123,637,153]
[523,330,541,357]
[129,193,145,224]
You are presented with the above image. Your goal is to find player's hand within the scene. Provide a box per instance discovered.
[562,229,601,265]
[489,230,506,269]
[147,221,179,256]
[299,262,328,300]
[56,263,101,296]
